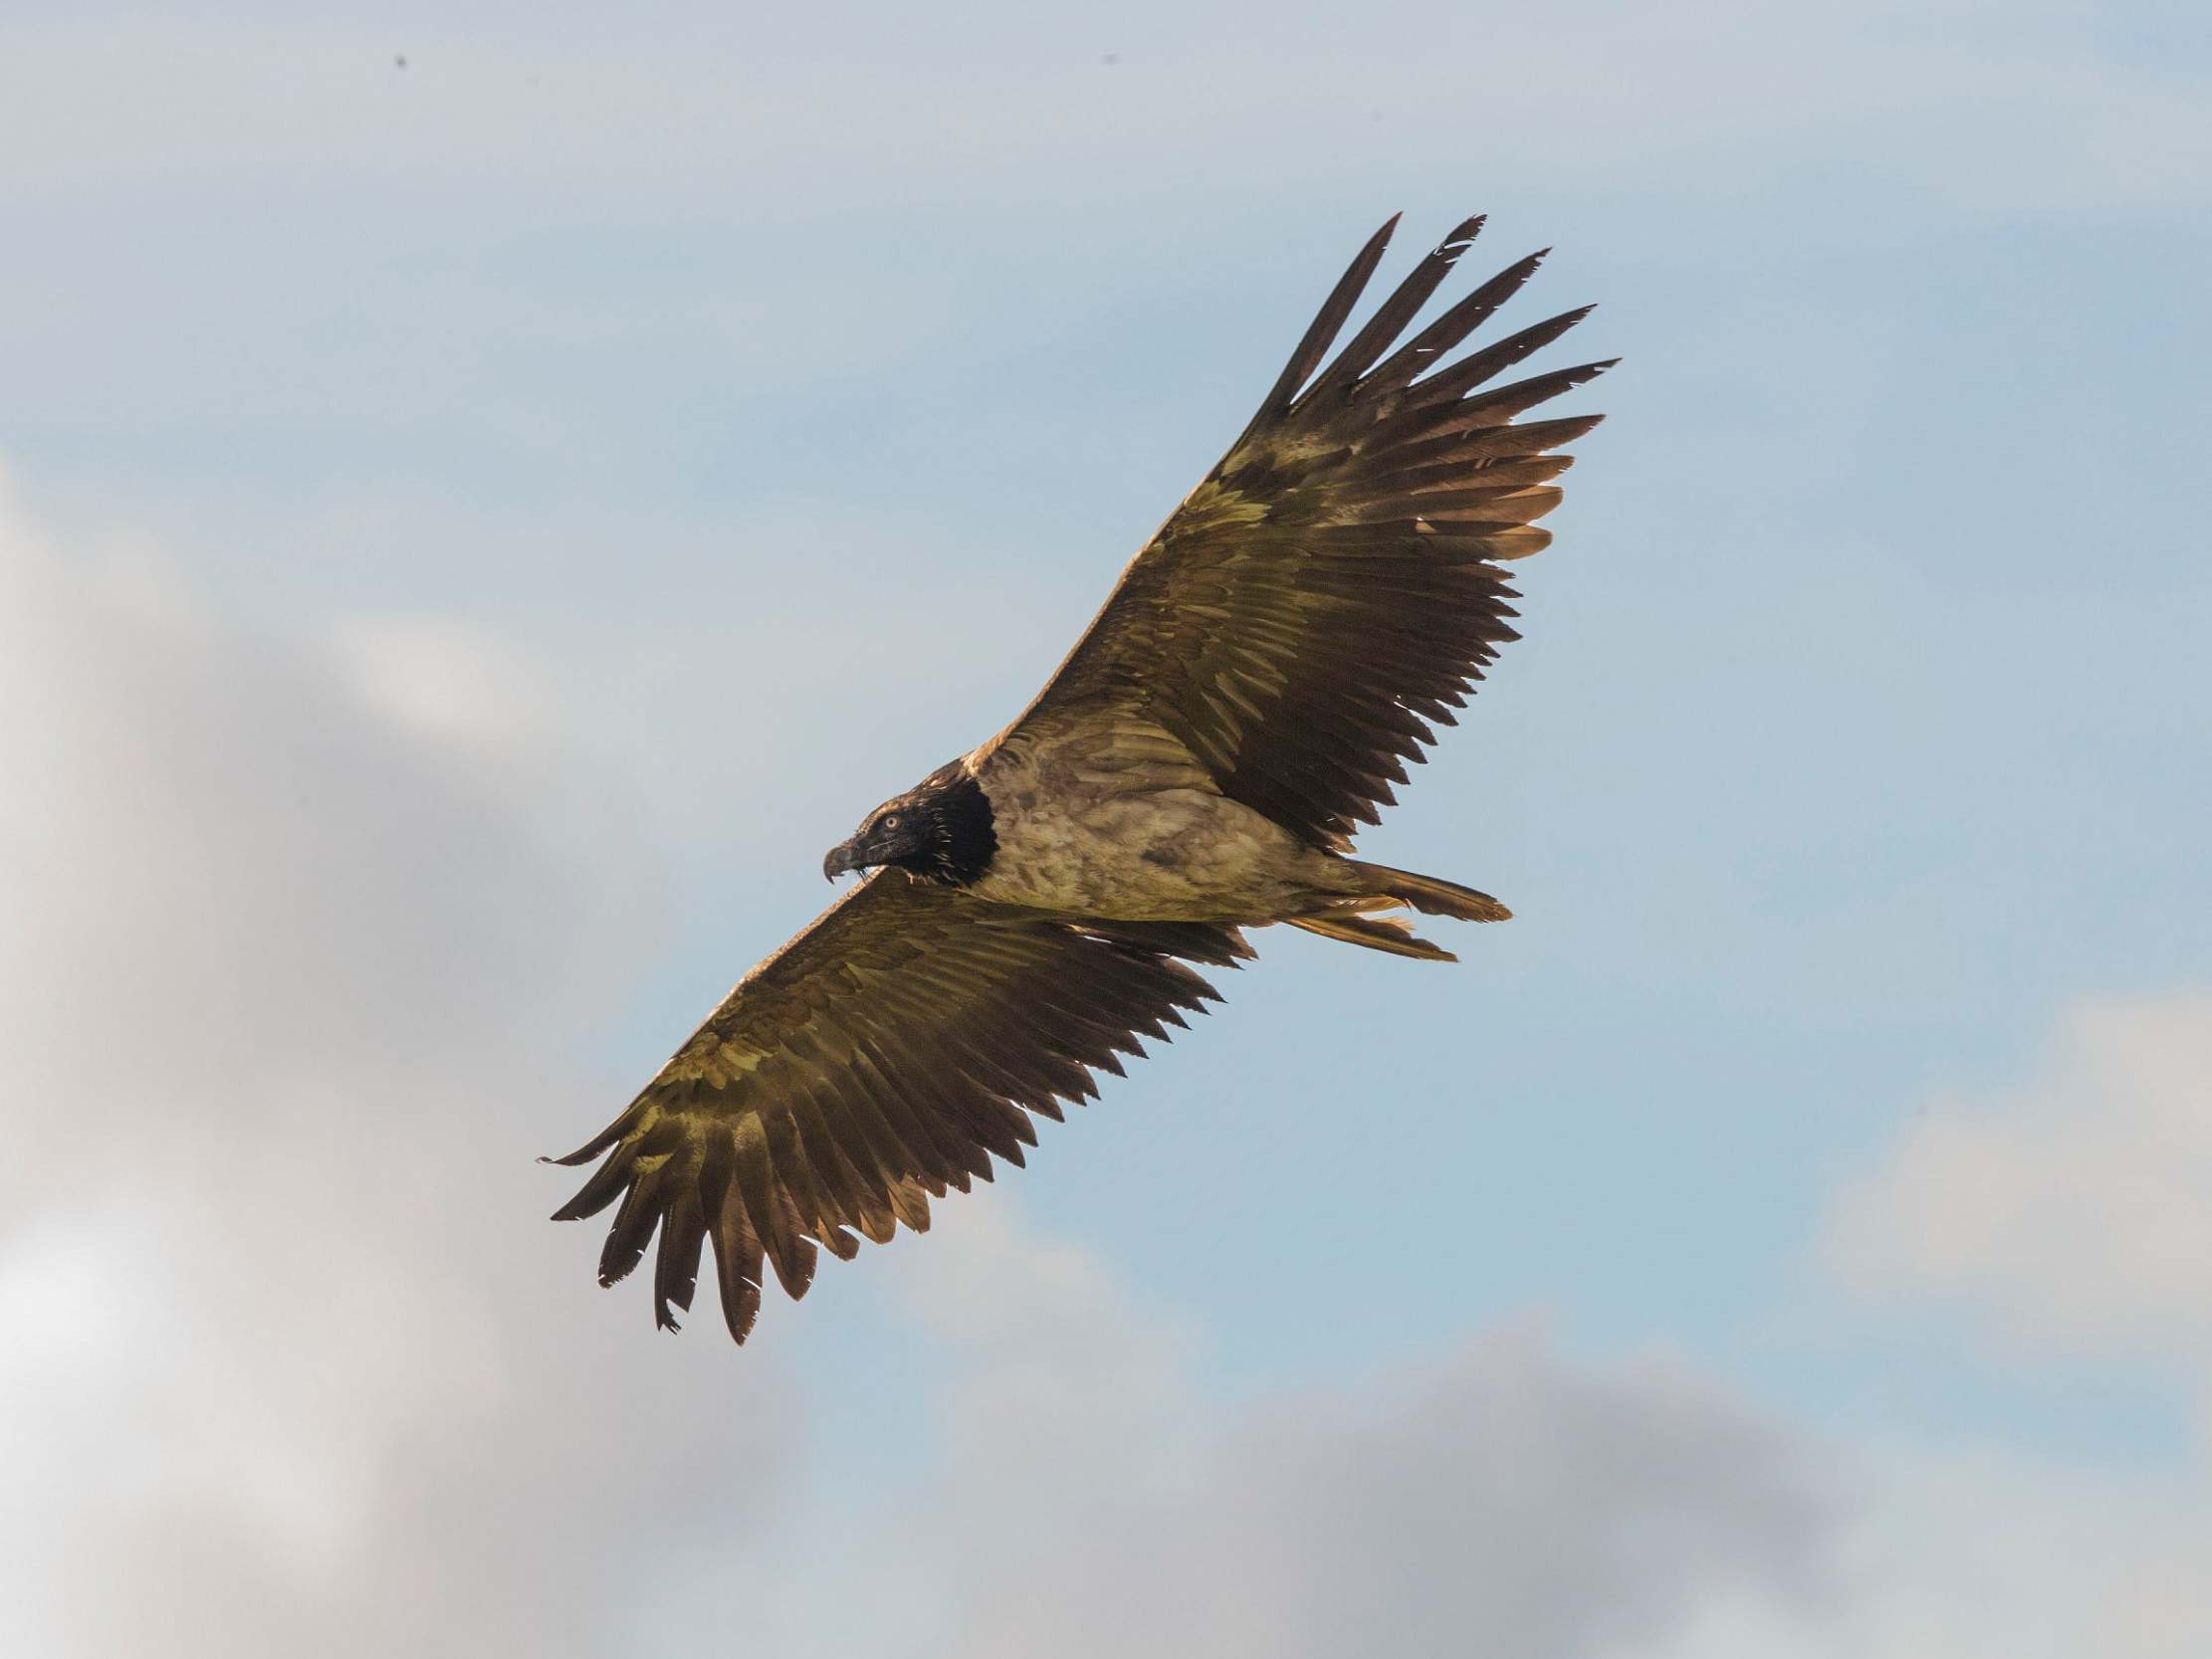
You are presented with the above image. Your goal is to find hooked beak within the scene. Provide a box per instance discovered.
[822,837,868,882]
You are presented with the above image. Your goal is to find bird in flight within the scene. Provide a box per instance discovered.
[549,213,1610,1344]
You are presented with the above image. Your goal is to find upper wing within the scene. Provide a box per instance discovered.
[995,214,1612,850]
[548,871,1246,1344]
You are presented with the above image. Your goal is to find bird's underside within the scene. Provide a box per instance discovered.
[551,212,1611,1344]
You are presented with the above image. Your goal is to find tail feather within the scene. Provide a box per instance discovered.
[1287,910,1456,962]
[1347,860,1512,922]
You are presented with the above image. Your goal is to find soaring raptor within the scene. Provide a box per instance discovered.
[550,214,1611,1343]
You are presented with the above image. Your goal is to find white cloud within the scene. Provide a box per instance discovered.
[1736,989,2212,1659]
[886,1200,1836,1659]
[1642,1436,2212,1659]
[1826,991,2212,1387]
[332,612,549,753]
[0,473,801,1659]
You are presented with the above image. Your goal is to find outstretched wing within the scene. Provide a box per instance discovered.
[995,214,1612,850]
[549,871,1246,1344]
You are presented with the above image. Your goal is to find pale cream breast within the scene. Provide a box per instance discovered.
[971,781,1324,921]
[966,711,1338,920]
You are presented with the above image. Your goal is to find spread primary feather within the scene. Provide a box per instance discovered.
[549,212,1611,1345]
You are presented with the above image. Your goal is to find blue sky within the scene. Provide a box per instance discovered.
[4,5,2209,1656]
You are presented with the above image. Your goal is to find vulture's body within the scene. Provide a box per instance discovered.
[550,213,1611,1344]
[941,734,1502,938]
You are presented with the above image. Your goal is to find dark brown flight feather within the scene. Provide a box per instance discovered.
[552,872,1243,1342]
[999,215,1610,850]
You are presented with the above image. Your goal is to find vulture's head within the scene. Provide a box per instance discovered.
[822,759,996,887]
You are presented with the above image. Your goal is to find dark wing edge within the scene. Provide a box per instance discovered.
[1003,213,1614,850]
[546,873,1249,1345]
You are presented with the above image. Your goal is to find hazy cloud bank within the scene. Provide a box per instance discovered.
[7,468,2209,1659]
[0,476,1837,1658]
[0,477,798,1658]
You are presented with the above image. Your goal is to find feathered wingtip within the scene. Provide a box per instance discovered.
[541,1116,625,1172]
[543,1105,645,1225]
[541,1082,660,1174]
[1245,211,1407,431]
[1241,212,1613,449]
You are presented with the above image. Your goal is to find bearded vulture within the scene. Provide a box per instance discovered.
[549,213,1611,1343]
